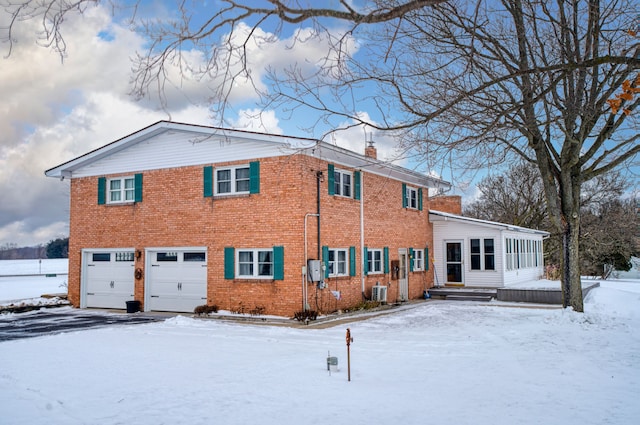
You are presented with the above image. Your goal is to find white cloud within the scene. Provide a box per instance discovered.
[231,108,283,134]
[329,112,406,165]
[0,4,361,247]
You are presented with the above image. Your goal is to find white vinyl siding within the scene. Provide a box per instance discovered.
[70,130,285,178]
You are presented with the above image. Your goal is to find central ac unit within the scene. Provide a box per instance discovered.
[372,285,388,303]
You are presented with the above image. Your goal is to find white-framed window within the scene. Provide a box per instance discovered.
[367,249,383,274]
[328,248,348,277]
[406,186,419,209]
[108,177,135,204]
[333,169,352,198]
[470,238,495,271]
[413,249,424,271]
[237,249,273,278]
[505,237,543,271]
[216,165,250,195]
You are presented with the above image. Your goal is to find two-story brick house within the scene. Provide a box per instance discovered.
[45,121,460,317]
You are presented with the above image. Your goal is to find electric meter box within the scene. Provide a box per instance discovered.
[307,260,322,282]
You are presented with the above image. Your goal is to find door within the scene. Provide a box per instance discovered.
[446,241,463,284]
[84,250,135,309]
[146,249,207,312]
[398,249,409,301]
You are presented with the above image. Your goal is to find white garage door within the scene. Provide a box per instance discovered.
[146,249,208,312]
[84,251,135,309]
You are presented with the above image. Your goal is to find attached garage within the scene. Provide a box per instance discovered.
[145,248,208,312]
[82,249,135,309]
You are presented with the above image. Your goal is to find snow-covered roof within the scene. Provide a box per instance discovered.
[429,210,550,236]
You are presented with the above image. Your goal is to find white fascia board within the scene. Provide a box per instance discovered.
[429,210,550,236]
[44,121,314,179]
[303,141,452,190]
[45,121,174,178]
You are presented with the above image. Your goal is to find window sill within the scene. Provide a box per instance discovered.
[105,201,136,206]
[332,195,359,201]
[214,193,251,199]
[233,278,274,283]
[326,275,353,280]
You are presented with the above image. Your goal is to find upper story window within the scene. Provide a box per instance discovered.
[108,177,135,204]
[406,186,419,209]
[98,174,142,205]
[334,169,352,197]
[327,164,360,200]
[216,165,250,195]
[204,162,259,198]
[402,183,423,210]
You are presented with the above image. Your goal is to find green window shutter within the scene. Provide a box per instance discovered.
[273,246,284,280]
[354,171,361,200]
[224,247,235,279]
[97,177,106,205]
[402,183,407,208]
[363,246,368,275]
[322,246,329,278]
[425,247,429,271]
[134,174,143,203]
[328,164,335,195]
[349,246,356,277]
[203,166,213,197]
[409,247,414,272]
[418,188,423,211]
[383,247,389,274]
[249,161,260,194]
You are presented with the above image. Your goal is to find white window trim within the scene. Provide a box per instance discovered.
[107,176,135,204]
[236,248,274,279]
[413,249,424,271]
[215,165,250,195]
[470,238,496,271]
[328,248,349,277]
[367,249,383,274]
[406,186,419,209]
[334,169,353,198]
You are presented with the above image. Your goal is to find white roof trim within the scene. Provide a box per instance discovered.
[429,210,550,236]
[44,120,452,190]
[302,142,451,190]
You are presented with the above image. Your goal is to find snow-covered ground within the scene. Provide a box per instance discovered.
[0,259,68,276]
[1,260,639,425]
[0,259,68,305]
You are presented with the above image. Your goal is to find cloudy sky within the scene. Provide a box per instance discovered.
[1,1,426,248]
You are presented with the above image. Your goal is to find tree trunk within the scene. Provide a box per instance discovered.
[561,213,584,312]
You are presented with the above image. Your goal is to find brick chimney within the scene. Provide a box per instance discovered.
[365,139,377,159]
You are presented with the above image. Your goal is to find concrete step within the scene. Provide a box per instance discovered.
[445,294,493,302]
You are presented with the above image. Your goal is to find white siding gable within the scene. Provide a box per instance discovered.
[71,130,292,178]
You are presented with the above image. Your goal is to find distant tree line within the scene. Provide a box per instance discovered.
[0,238,68,260]
[464,163,639,279]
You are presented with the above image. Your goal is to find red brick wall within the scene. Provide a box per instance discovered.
[429,195,462,215]
[68,154,441,317]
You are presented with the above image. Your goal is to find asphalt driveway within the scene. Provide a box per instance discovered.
[0,308,165,342]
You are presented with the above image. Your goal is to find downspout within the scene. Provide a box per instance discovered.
[301,170,323,312]
[303,213,319,312]
[360,170,365,300]
[317,171,322,259]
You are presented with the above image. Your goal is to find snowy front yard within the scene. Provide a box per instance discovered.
[1,277,639,425]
